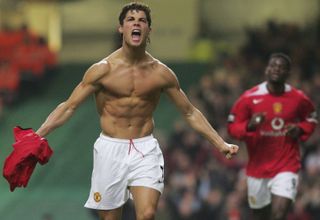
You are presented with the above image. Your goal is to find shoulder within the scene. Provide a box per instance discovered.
[240,83,262,99]
[89,59,111,73]
[83,59,110,84]
[145,52,175,75]
[147,56,179,86]
[84,49,123,81]
[234,83,265,106]
[288,85,313,103]
[240,82,269,99]
[288,85,305,96]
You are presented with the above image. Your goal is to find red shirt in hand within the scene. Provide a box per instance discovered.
[3,126,53,191]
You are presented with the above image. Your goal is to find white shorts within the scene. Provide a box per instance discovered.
[247,172,298,209]
[84,134,164,210]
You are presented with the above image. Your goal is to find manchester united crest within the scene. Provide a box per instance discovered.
[249,196,256,205]
[94,192,102,202]
[273,102,282,114]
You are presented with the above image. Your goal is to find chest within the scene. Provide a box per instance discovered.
[250,95,301,121]
[100,65,163,97]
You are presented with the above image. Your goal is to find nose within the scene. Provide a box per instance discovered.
[273,65,281,72]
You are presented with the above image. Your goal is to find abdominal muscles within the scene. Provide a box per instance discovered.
[99,96,157,139]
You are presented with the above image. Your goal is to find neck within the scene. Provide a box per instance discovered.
[121,42,147,64]
[267,82,285,95]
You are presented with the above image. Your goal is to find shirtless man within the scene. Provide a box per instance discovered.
[36,2,239,220]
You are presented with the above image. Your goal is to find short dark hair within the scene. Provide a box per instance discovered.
[118,2,152,27]
[270,52,292,70]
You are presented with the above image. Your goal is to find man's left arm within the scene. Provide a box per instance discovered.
[162,68,238,158]
[295,95,318,141]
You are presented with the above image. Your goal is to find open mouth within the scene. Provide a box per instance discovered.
[131,29,141,42]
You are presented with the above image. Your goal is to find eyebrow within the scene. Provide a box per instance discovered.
[125,16,147,21]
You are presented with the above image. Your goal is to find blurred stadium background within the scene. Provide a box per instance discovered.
[0,0,319,219]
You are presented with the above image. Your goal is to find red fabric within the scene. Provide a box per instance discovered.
[3,126,53,191]
[227,82,317,178]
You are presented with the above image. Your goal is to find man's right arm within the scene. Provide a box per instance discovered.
[227,95,251,140]
[36,61,109,137]
[160,65,238,158]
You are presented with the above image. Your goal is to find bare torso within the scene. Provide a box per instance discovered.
[35,8,238,160]
[95,49,170,139]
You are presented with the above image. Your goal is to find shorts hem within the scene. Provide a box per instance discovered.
[271,191,295,201]
[249,202,271,209]
[129,184,164,194]
[84,200,127,211]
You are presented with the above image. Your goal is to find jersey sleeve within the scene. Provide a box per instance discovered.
[227,95,254,140]
[297,93,318,141]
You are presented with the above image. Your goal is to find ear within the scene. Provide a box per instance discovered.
[146,27,152,37]
[118,25,123,34]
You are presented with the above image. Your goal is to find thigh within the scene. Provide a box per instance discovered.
[130,186,161,217]
[98,207,123,220]
[128,138,164,193]
[247,176,271,209]
[252,204,271,220]
[269,172,297,219]
[85,138,130,210]
[269,172,298,201]
[271,194,292,214]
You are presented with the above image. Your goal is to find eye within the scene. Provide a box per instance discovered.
[126,17,134,21]
[279,66,287,71]
[140,18,147,23]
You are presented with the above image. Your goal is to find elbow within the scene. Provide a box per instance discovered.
[227,125,243,140]
[184,107,203,130]
[183,109,197,122]
[184,106,197,118]
[227,127,236,139]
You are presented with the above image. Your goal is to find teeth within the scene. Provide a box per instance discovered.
[132,30,141,35]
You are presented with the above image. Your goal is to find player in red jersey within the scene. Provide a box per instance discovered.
[227,53,317,220]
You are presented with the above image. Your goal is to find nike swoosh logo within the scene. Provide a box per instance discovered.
[253,99,263,104]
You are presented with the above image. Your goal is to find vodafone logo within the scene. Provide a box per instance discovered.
[260,117,286,137]
[271,117,284,130]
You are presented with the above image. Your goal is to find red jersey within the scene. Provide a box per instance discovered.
[3,127,53,191]
[227,82,317,178]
